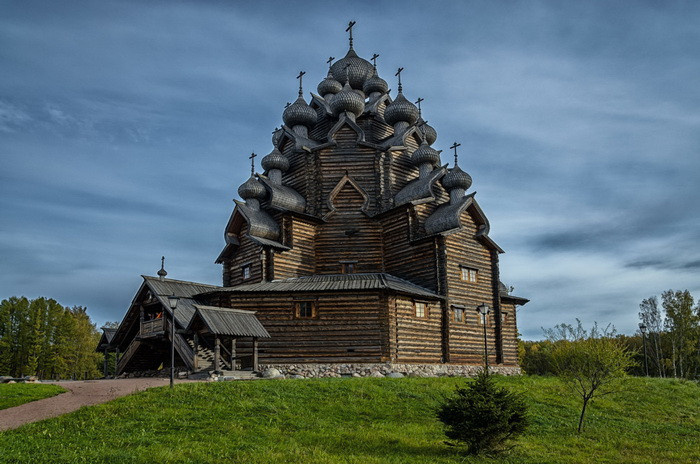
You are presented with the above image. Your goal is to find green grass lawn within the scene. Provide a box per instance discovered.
[0,376,697,464]
[0,383,66,410]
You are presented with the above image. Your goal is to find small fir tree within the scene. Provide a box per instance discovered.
[436,371,529,455]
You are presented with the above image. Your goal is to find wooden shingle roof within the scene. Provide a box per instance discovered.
[187,305,270,338]
[206,273,442,300]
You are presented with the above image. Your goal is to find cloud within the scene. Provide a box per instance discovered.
[1,1,699,340]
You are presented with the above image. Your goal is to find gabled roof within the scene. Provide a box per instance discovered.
[258,175,306,213]
[424,194,504,253]
[187,305,271,338]
[394,166,446,206]
[204,273,442,300]
[96,327,117,351]
[141,275,220,327]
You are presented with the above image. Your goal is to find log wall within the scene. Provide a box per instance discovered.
[393,296,443,363]
[223,234,263,287]
[444,207,500,366]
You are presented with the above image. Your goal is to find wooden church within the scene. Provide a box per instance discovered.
[104,25,528,377]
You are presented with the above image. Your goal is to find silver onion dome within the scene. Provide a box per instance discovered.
[421,122,437,145]
[442,164,473,191]
[318,71,343,96]
[330,49,374,90]
[384,92,419,126]
[411,141,441,166]
[238,175,266,200]
[283,96,317,129]
[330,81,365,117]
[363,70,388,95]
[261,147,289,172]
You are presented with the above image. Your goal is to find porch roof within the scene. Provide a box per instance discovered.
[187,305,271,339]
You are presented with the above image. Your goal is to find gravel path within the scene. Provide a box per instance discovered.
[0,378,200,431]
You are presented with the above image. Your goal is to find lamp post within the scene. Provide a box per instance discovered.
[639,322,648,377]
[477,303,490,371]
[168,294,179,388]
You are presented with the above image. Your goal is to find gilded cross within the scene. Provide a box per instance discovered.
[249,152,257,175]
[449,142,461,166]
[395,67,404,93]
[346,21,356,48]
[296,71,305,97]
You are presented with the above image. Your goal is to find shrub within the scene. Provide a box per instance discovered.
[436,371,529,455]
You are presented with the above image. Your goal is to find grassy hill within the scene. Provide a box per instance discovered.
[0,376,697,463]
[0,383,66,410]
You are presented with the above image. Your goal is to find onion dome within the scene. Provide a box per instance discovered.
[238,176,266,200]
[422,122,437,145]
[282,96,317,129]
[411,141,441,166]
[261,147,289,172]
[442,164,473,191]
[318,71,343,96]
[363,70,388,95]
[330,81,365,117]
[384,92,419,126]
[330,48,374,89]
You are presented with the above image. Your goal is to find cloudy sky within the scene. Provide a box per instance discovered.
[2,1,699,339]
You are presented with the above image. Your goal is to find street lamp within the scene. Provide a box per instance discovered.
[168,294,179,388]
[477,303,490,371]
[639,322,648,377]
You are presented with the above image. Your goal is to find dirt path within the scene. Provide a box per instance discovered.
[0,378,200,431]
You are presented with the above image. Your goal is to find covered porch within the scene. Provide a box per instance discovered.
[186,305,271,373]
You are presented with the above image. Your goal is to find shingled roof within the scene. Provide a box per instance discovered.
[187,305,270,338]
[206,273,442,299]
[141,276,220,326]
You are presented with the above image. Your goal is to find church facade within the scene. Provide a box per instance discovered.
[105,28,528,377]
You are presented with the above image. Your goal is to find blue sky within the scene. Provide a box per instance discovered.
[1,1,699,339]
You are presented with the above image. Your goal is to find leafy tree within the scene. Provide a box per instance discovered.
[662,290,699,379]
[639,296,666,377]
[437,371,529,455]
[551,324,633,433]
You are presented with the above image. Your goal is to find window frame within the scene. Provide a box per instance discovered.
[294,300,317,319]
[340,261,357,274]
[241,263,252,280]
[460,266,478,283]
[414,301,428,318]
[453,307,464,323]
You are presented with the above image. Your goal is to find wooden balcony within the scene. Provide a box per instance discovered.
[140,318,165,336]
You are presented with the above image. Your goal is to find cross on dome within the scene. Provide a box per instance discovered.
[296,71,305,97]
[415,97,424,116]
[346,20,356,49]
[395,67,404,93]
[249,152,257,175]
[449,142,461,166]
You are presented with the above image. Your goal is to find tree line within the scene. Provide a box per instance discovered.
[0,296,102,379]
[519,289,700,380]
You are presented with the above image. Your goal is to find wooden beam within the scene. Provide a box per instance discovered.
[214,335,220,373]
[193,332,199,372]
[252,337,259,372]
[231,338,236,371]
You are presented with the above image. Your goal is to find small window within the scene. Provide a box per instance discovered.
[454,308,464,323]
[242,264,251,280]
[501,312,508,324]
[415,302,427,318]
[461,267,478,283]
[341,262,356,274]
[296,301,315,319]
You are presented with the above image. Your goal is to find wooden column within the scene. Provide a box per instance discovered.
[114,348,120,375]
[193,333,199,372]
[214,335,220,372]
[103,347,108,377]
[252,337,259,372]
[231,338,236,371]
